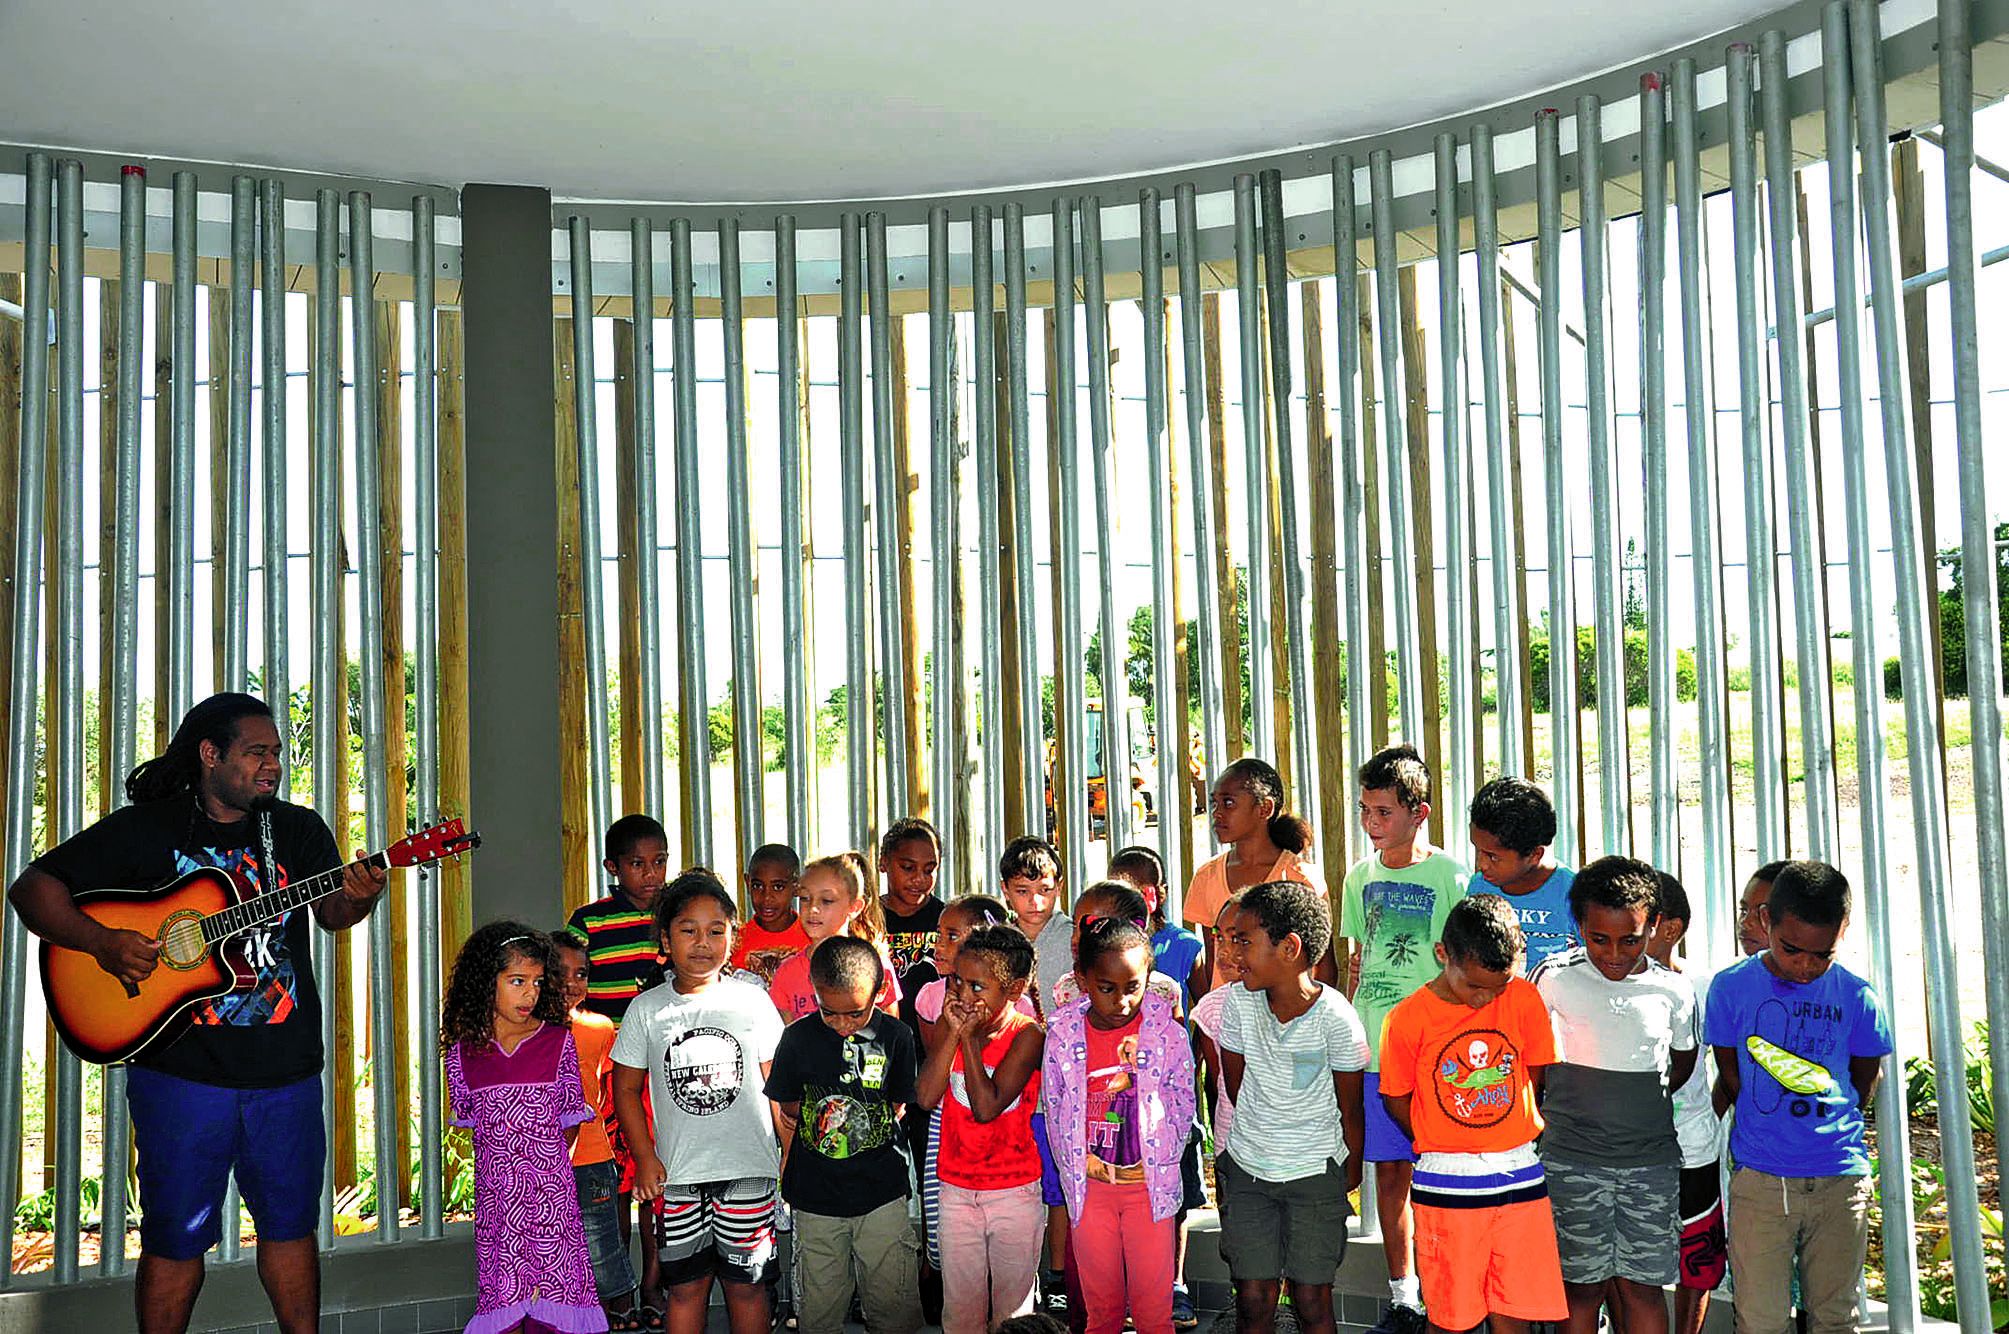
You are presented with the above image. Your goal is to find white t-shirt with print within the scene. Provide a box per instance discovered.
[611,975,785,1185]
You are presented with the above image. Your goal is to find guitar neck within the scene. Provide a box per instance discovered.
[201,852,390,946]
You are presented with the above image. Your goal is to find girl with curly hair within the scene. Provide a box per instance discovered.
[443,921,608,1334]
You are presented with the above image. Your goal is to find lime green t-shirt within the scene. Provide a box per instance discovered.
[1339,848,1470,1070]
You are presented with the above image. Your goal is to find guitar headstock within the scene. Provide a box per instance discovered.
[386,819,483,868]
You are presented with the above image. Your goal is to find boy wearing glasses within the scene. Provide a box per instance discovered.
[766,936,924,1334]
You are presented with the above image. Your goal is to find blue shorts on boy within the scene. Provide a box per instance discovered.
[1533,948,1696,1286]
[1215,982,1370,1283]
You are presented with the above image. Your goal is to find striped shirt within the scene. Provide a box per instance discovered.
[566,895,666,1020]
[1217,982,1370,1183]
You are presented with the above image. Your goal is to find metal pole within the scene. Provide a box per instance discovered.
[1140,188,1184,904]
[867,212,912,822]
[719,218,764,852]
[1175,184,1227,784]
[1332,159,1372,783]
[1758,30,1837,861]
[1232,175,1273,757]
[311,187,343,1252]
[776,217,811,846]
[102,161,150,1278]
[1576,95,1627,858]
[0,150,52,1292]
[411,193,444,1240]
[1671,59,1732,965]
[838,215,873,847]
[1370,150,1425,748]
[1004,205,1043,828]
[971,205,1006,877]
[1260,170,1317,823]
[261,180,291,770]
[1431,139,1472,832]
[348,191,400,1243]
[569,217,616,844]
[632,220,667,823]
[1470,131,1521,778]
[1638,76,1678,868]
[927,206,959,888]
[51,155,86,1285]
[1817,13,1913,1327]
[668,219,714,865]
[170,172,197,722]
[1932,2,2004,1319]
[223,176,255,693]
[1533,114,1579,863]
[1080,196,1132,853]
[1053,198,1091,890]
[1726,45,1785,858]
[1937,0,2009,1230]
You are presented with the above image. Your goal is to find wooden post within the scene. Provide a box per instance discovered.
[1358,274,1389,751]
[374,300,412,1211]
[996,312,1026,839]
[209,286,231,683]
[1398,267,1443,844]
[1165,298,1197,880]
[1894,137,1950,792]
[613,319,645,815]
[1258,285,1295,786]
[1200,295,1243,760]
[99,281,121,817]
[154,280,174,752]
[1501,279,1536,774]
[1045,309,1072,869]
[438,310,473,957]
[1303,283,1347,872]
[553,319,592,912]
[890,317,926,820]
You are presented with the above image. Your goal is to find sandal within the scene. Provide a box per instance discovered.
[635,1305,666,1333]
[606,1309,646,1333]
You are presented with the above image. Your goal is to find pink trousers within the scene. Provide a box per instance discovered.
[937,1179,1046,1334]
[1073,1179,1176,1334]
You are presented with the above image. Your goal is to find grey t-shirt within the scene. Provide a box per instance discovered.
[1532,949,1696,1166]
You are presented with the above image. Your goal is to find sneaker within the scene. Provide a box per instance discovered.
[1039,1269,1070,1319]
[1171,1284,1199,1329]
[1366,1304,1427,1334]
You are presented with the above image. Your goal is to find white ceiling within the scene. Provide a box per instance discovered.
[3,0,1794,204]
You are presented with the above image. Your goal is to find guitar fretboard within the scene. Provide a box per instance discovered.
[199,854,391,946]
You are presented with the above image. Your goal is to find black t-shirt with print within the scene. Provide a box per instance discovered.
[764,1011,918,1217]
[33,795,342,1088]
[879,896,943,984]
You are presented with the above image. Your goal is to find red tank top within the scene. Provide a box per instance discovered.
[938,1010,1042,1190]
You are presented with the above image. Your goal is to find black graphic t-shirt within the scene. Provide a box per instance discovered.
[880,897,943,983]
[34,795,342,1088]
[765,1012,917,1217]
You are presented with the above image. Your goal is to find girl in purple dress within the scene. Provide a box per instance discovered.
[443,922,610,1334]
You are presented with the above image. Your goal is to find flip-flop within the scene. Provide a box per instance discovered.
[635,1304,666,1333]
[607,1310,646,1333]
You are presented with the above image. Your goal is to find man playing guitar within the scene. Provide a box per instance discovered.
[7,692,387,1334]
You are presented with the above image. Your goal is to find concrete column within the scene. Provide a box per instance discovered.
[460,184,563,926]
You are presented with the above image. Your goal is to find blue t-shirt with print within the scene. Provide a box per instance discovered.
[1469,865,1579,974]
[1705,954,1893,1177]
[1152,924,1205,1009]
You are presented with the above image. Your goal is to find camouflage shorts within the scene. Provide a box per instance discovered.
[1545,1157,1680,1286]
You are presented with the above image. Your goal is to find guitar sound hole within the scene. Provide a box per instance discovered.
[159,915,209,971]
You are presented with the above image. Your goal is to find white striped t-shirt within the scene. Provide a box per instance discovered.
[1217,982,1370,1183]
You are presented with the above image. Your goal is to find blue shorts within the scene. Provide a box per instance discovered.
[1363,1071,1419,1164]
[127,1066,325,1261]
[576,1158,639,1302]
[1030,1111,1065,1208]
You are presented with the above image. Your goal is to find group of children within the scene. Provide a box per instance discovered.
[439,749,1891,1334]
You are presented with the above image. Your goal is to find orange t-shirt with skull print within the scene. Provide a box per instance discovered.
[1376,975,1555,1155]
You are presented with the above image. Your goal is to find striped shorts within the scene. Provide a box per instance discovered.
[655,1176,779,1287]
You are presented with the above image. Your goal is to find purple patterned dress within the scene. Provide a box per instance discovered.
[447,1023,610,1334]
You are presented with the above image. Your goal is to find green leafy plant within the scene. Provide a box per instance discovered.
[1903,1022,1996,1137]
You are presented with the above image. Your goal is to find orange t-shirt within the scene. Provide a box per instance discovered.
[732,918,812,984]
[1184,849,1326,988]
[568,1010,617,1166]
[1375,975,1554,1155]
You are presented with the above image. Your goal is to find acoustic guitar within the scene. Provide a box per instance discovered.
[41,818,481,1065]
